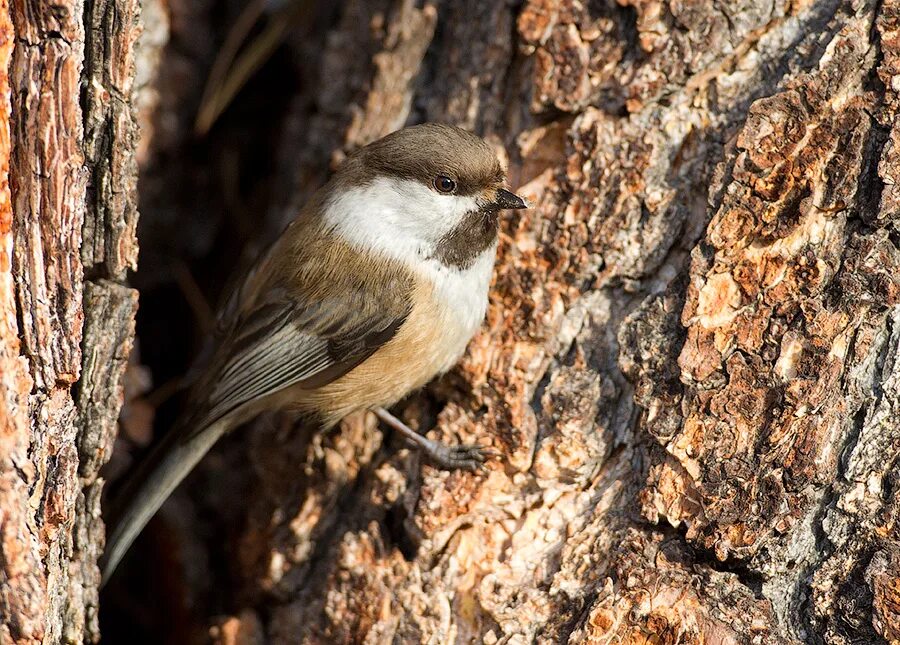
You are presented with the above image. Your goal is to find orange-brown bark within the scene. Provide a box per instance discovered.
[0,0,139,642]
[3,0,900,643]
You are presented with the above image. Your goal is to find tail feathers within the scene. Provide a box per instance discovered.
[100,418,229,587]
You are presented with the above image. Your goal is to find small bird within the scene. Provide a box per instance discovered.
[101,123,528,584]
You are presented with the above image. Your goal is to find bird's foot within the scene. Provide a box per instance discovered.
[416,437,495,471]
[372,407,496,472]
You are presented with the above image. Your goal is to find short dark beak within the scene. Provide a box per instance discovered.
[494,188,528,210]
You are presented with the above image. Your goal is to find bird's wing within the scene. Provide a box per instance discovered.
[185,283,411,435]
[184,226,415,435]
[103,227,413,585]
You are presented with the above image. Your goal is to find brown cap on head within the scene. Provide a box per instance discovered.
[354,123,506,196]
[322,123,528,270]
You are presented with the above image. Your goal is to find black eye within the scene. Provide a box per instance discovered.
[433,175,457,193]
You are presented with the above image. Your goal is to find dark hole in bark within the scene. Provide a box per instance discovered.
[99,1,302,638]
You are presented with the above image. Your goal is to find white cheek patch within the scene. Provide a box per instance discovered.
[324,176,498,369]
[324,176,481,270]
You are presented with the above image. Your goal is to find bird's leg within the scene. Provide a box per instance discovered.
[372,407,493,472]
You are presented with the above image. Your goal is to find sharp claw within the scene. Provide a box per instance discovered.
[376,408,504,471]
[420,440,503,472]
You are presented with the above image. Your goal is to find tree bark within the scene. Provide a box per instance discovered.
[3,0,900,643]
[0,0,140,642]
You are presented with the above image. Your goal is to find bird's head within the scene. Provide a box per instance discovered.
[323,123,528,271]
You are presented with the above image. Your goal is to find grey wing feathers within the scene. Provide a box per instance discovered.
[101,228,413,585]
[186,292,409,434]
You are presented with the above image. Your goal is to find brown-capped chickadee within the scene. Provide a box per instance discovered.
[101,124,528,584]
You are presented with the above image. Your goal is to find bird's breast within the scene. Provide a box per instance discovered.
[296,247,496,425]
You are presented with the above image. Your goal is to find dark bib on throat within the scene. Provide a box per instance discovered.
[433,207,499,270]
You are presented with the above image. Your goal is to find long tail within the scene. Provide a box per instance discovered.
[100,418,230,586]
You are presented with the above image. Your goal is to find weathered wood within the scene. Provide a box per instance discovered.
[0,1,39,640]
[2,1,87,642]
[185,0,899,642]
[71,0,141,639]
[0,0,139,641]
[2,0,899,641]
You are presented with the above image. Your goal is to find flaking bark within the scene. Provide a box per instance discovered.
[0,0,140,642]
[2,0,900,643]
[199,1,900,642]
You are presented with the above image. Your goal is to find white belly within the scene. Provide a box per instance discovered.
[296,245,496,425]
[422,244,496,373]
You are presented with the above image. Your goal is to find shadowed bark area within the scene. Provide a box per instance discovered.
[2,0,900,643]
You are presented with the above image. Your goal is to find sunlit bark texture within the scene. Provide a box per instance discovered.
[2,0,900,642]
[0,0,140,642]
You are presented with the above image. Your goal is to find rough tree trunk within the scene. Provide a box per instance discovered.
[0,0,140,642]
[2,0,900,643]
